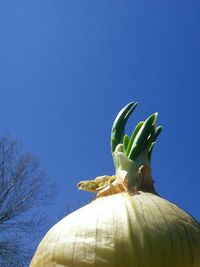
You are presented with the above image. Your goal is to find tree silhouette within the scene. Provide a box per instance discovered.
[0,134,56,266]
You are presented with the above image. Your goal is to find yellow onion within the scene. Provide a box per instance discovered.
[30,102,200,267]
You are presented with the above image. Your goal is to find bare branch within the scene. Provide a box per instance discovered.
[0,134,57,265]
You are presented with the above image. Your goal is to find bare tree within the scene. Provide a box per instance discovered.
[0,134,56,266]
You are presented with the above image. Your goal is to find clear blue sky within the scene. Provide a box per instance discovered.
[1,0,200,228]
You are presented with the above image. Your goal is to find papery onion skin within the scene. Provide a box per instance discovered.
[30,192,200,267]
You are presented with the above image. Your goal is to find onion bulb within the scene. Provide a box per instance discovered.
[30,102,200,267]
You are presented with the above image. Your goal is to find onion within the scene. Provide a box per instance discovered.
[30,102,200,267]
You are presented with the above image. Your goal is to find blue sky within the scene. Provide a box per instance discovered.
[1,0,200,230]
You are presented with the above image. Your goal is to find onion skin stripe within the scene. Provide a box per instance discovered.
[147,195,175,267]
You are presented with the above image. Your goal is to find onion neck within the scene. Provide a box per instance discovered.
[113,145,157,194]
